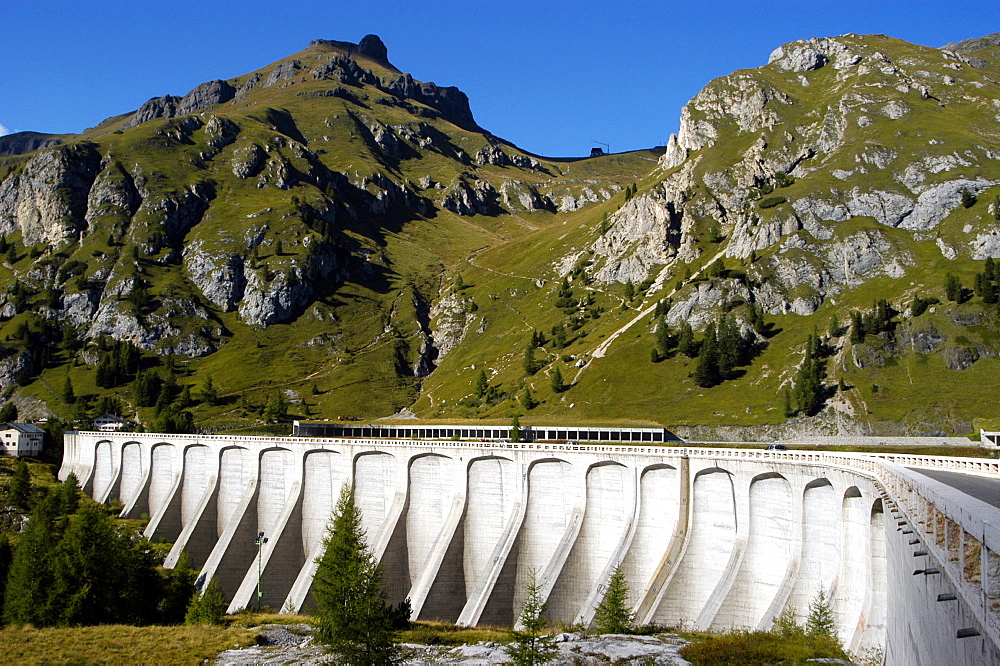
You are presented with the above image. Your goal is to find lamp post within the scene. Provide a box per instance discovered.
[256,531,268,609]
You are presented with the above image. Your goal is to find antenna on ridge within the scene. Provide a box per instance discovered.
[591,141,610,158]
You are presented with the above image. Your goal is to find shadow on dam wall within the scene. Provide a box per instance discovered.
[61,432,1000,664]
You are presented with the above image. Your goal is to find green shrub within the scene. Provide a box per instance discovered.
[759,195,788,209]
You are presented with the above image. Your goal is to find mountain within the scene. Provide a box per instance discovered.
[1,32,999,438]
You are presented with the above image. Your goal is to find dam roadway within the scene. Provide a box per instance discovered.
[60,431,1000,665]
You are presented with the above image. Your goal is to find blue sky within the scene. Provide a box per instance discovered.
[1,1,994,157]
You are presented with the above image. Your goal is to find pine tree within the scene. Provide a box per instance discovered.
[783,388,795,418]
[849,311,865,344]
[655,316,673,357]
[594,565,634,634]
[8,459,30,510]
[61,376,76,404]
[550,366,565,393]
[313,485,401,665]
[677,321,698,358]
[827,314,841,339]
[520,387,535,411]
[200,376,219,405]
[507,569,557,666]
[4,493,61,625]
[0,402,16,423]
[624,280,634,301]
[945,273,963,302]
[693,323,720,388]
[511,414,521,442]
[523,346,537,376]
[56,473,80,515]
[185,576,227,625]
[475,369,489,398]
[263,390,287,421]
[0,533,12,619]
[806,587,837,638]
[961,187,977,208]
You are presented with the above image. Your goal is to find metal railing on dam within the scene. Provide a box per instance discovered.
[60,431,1000,664]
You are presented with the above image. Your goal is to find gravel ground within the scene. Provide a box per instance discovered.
[213,626,692,665]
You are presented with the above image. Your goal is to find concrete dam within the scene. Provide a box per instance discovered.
[60,430,1000,664]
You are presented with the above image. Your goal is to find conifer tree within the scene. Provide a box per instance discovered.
[0,533,12,619]
[4,493,61,625]
[693,323,720,388]
[624,280,634,301]
[200,376,219,405]
[475,369,489,398]
[520,387,535,411]
[550,366,565,393]
[507,569,557,666]
[677,321,698,358]
[185,576,227,625]
[62,376,76,404]
[594,564,634,634]
[8,459,31,510]
[806,588,837,638]
[0,401,16,423]
[313,485,401,665]
[849,311,865,344]
[523,346,537,376]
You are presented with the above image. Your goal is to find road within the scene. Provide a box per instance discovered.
[907,467,1000,509]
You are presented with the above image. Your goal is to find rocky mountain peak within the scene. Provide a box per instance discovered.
[354,34,389,63]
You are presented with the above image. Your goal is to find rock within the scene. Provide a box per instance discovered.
[176,79,236,116]
[943,344,978,370]
[378,72,478,129]
[0,350,32,390]
[590,187,684,284]
[122,79,235,130]
[0,143,102,245]
[499,180,552,212]
[440,176,501,216]
[0,131,64,157]
[231,143,267,179]
[430,292,475,363]
[183,243,247,311]
[659,133,686,170]
[85,160,141,230]
[264,59,302,88]
[354,34,389,62]
[204,116,240,150]
[237,243,343,327]
[769,40,828,72]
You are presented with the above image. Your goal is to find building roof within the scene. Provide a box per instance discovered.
[1,422,45,434]
[92,413,124,422]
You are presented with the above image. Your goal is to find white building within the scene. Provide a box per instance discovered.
[0,422,44,457]
[92,413,125,432]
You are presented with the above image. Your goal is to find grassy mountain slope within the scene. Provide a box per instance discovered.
[2,33,1000,437]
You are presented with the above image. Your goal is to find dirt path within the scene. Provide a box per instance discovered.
[573,247,729,384]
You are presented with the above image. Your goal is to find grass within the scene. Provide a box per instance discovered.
[678,629,848,665]
[398,620,510,646]
[0,624,258,665]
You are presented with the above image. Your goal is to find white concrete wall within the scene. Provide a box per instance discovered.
[622,464,678,608]
[181,445,210,527]
[713,473,796,630]
[654,467,737,628]
[120,441,143,505]
[218,446,251,536]
[301,450,345,556]
[61,432,1000,664]
[788,478,840,618]
[464,456,517,599]
[148,443,177,521]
